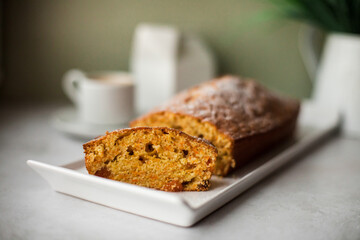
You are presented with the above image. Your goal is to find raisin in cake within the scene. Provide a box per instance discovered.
[83,127,217,191]
[131,75,300,176]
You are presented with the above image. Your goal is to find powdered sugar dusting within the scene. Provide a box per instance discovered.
[149,76,299,140]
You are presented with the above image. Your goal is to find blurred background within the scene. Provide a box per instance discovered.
[1,0,312,102]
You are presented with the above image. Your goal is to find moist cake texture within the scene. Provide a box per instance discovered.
[131,75,300,176]
[83,127,217,191]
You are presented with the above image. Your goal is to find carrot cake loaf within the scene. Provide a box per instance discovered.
[131,75,300,176]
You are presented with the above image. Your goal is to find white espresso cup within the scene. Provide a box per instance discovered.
[62,69,134,125]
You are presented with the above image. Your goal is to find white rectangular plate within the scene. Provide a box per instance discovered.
[27,101,340,227]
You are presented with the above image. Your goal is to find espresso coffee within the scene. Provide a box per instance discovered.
[87,73,133,86]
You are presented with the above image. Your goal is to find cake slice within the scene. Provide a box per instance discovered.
[131,75,300,176]
[83,127,217,191]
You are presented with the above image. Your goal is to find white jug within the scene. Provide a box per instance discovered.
[131,23,216,114]
[300,26,360,137]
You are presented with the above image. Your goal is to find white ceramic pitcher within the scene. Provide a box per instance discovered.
[131,23,216,114]
[300,26,360,137]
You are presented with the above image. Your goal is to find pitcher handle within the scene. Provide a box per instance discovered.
[298,25,320,82]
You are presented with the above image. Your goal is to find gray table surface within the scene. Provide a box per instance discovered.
[1,103,359,240]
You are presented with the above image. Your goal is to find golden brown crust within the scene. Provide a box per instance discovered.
[131,76,299,141]
[130,75,300,176]
[83,127,217,191]
[231,111,298,171]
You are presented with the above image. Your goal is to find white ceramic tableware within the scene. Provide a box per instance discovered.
[300,26,360,137]
[62,69,134,125]
[131,23,216,114]
[28,101,340,227]
[51,106,128,140]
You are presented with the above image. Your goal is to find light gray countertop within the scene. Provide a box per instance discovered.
[1,103,359,240]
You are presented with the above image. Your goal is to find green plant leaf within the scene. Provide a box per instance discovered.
[265,0,360,33]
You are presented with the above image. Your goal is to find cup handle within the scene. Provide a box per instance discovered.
[62,69,85,104]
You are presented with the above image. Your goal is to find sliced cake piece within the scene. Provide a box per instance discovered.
[83,127,217,192]
[131,75,300,176]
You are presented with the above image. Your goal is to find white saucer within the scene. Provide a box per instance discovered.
[52,107,129,140]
